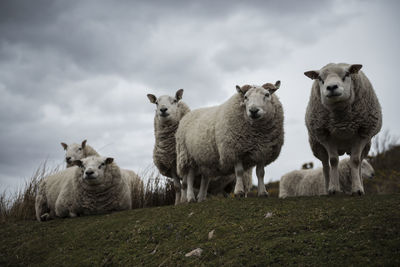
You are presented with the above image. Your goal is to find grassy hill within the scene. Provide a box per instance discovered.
[1,194,399,266]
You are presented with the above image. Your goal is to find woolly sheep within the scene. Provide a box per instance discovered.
[35,156,141,221]
[61,139,100,167]
[147,89,190,205]
[176,81,284,202]
[279,158,375,198]
[147,89,252,203]
[304,63,382,195]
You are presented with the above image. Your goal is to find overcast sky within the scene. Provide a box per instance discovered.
[1,0,399,193]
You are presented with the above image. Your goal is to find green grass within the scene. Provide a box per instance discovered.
[1,194,399,266]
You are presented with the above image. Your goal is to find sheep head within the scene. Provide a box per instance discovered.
[74,156,114,185]
[236,81,281,122]
[61,139,87,167]
[147,89,184,124]
[304,63,362,109]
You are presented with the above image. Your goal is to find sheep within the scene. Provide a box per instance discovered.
[61,139,100,167]
[304,63,382,195]
[176,81,284,202]
[147,89,252,203]
[35,156,141,221]
[279,158,375,198]
[147,89,191,205]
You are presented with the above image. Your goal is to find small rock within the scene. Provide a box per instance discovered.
[208,230,215,240]
[188,212,194,217]
[264,212,273,219]
[185,248,203,257]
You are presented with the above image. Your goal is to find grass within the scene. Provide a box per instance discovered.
[0,194,399,266]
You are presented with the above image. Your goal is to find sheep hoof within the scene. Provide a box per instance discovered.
[234,192,245,198]
[352,190,364,196]
[328,189,336,195]
[258,191,269,197]
[187,197,196,203]
[40,213,50,221]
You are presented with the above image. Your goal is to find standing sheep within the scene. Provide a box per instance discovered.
[147,89,252,203]
[304,63,382,195]
[35,156,141,221]
[61,139,99,167]
[279,158,375,198]
[147,89,190,204]
[176,81,284,202]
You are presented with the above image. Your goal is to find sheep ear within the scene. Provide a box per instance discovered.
[61,142,68,150]
[147,94,157,104]
[274,80,281,89]
[73,160,83,167]
[348,64,362,74]
[236,85,244,95]
[304,70,319,80]
[105,157,114,165]
[81,140,87,149]
[175,89,184,101]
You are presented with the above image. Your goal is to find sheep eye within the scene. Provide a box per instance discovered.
[318,76,324,84]
[265,93,270,97]
[342,72,350,81]
[244,96,248,100]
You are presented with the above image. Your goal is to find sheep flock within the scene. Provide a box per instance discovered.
[35,62,382,221]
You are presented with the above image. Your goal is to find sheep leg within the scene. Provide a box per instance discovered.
[234,162,245,197]
[325,145,340,194]
[256,164,268,197]
[350,139,368,195]
[186,169,196,203]
[180,175,187,203]
[322,160,330,194]
[171,172,181,205]
[197,176,210,202]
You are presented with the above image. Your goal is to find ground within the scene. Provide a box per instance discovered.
[1,194,399,266]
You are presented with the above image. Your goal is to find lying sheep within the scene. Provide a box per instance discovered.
[176,81,284,202]
[35,156,141,221]
[147,89,190,204]
[279,158,375,198]
[61,139,99,167]
[304,63,382,195]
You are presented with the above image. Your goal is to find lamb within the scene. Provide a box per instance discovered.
[35,156,142,221]
[304,63,382,195]
[279,158,375,198]
[176,81,284,202]
[61,139,100,167]
[147,89,190,204]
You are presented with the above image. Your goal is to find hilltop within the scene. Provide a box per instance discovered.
[1,194,399,266]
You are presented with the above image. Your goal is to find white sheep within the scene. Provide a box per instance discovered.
[61,139,99,167]
[147,89,252,203]
[35,156,142,221]
[147,89,190,204]
[304,63,382,195]
[176,81,284,202]
[279,158,375,198]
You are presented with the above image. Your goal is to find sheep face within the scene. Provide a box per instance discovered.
[74,156,114,185]
[236,81,280,121]
[304,63,362,109]
[147,89,184,124]
[61,140,87,167]
[361,159,375,180]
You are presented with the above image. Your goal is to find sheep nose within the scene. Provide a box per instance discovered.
[326,84,338,91]
[85,170,94,176]
[249,108,259,115]
[160,107,168,113]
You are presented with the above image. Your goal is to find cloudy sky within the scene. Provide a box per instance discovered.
[1,0,399,193]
